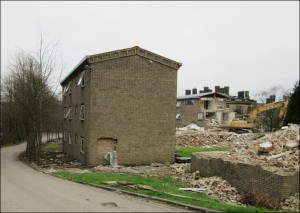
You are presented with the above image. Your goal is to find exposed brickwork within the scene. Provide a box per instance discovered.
[61,47,180,166]
[191,152,300,201]
[88,55,177,166]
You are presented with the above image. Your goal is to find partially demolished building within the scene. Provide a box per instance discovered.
[61,46,181,166]
[176,86,235,128]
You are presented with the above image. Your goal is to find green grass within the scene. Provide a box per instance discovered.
[54,171,276,212]
[176,147,229,157]
[42,143,62,151]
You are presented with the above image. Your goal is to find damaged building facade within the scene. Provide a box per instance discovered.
[176,86,236,128]
[61,46,181,166]
[226,91,257,120]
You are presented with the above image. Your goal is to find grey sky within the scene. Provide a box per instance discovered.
[1,1,299,99]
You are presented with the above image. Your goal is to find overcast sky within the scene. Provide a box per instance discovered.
[1,1,299,99]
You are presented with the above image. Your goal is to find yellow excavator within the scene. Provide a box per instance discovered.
[226,99,289,133]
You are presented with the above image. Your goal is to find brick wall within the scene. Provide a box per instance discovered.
[87,55,178,166]
[176,99,207,128]
[191,152,299,201]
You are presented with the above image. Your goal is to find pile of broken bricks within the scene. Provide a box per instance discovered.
[223,124,299,174]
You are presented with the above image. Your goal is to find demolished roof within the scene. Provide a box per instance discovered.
[61,46,182,85]
[177,92,229,100]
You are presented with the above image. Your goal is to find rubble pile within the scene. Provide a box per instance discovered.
[93,163,243,205]
[176,130,257,148]
[281,193,299,212]
[206,118,221,126]
[224,124,299,174]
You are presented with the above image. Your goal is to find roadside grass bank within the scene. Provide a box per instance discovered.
[54,171,275,213]
[176,147,229,157]
[41,142,62,151]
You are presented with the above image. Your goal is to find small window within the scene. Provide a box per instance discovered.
[176,113,181,120]
[79,105,85,120]
[204,100,209,109]
[81,137,84,153]
[75,134,78,144]
[64,107,71,119]
[75,104,78,114]
[69,106,72,119]
[69,132,72,144]
[77,71,85,87]
[69,82,72,94]
[63,129,66,141]
[198,112,204,120]
[64,107,67,118]
[63,83,70,96]
[185,99,194,105]
[176,101,181,107]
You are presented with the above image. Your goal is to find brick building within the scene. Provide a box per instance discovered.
[61,46,181,166]
[176,86,235,128]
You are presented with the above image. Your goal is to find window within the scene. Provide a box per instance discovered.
[197,112,204,120]
[69,132,72,144]
[64,107,67,118]
[75,134,78,144]
[75,104,78,114]
[79,105,85,120]
[176,101,181,107]
[63,129,66,141]
[176,113,181,120]
[204,100,209,109]
[81,137,84,153]
[185,99,194,105]
[63,82,70,96]
[64,107,72,119]
[68,82,72,94]
[77,71,85,87]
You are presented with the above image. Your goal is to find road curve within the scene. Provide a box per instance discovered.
[1,143,189,212]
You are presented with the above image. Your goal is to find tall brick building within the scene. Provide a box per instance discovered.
[61,46,181,166]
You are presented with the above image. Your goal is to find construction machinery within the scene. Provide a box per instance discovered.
[226,99,289,133]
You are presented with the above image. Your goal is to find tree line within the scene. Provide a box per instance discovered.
[1,32,62,161]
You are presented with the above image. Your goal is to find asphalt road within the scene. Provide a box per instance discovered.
[1,143,189,212]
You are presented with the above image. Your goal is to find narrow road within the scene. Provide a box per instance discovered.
[1,143,189,212]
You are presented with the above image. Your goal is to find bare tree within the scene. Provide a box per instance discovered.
[1,31,63,160]
[254,86,287,131]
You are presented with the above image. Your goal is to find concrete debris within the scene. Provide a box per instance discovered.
[224,124,300,174]
[177,123,205,132]
[206,118,220,126]
[178,188,207,192]
[176,129,257,148]
[280,193,299,212]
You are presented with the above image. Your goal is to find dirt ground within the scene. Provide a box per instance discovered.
[25,124,300,212]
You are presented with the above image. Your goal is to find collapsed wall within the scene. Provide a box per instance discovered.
[191,152,299,201]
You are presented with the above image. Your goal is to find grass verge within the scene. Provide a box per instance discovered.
[54,171,276,212]
[176,147,229,157]
[41,143,62,151]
